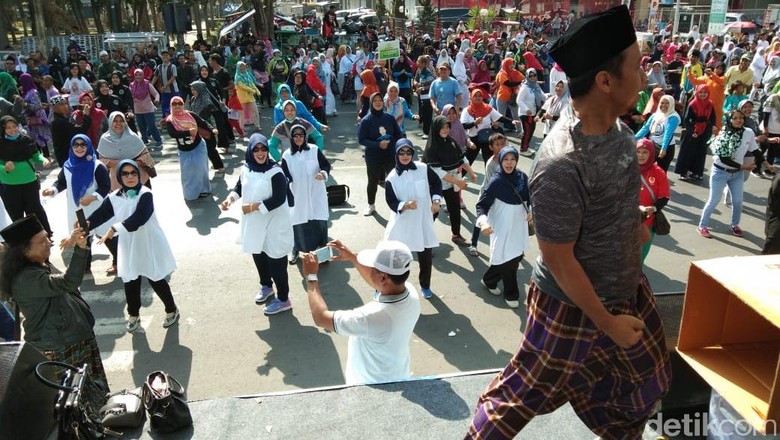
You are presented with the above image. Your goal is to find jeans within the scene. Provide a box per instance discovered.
[699,166,744,228]
[135,112,162,145]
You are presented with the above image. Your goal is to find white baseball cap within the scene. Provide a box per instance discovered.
[357,241,413,276]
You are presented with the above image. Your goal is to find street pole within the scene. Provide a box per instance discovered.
[437,0,442,43]
[672,0,681,36]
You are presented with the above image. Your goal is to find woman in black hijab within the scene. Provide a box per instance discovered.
[422,115,477,246]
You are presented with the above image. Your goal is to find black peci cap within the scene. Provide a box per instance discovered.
[549,5,637,79]
[0,215,44,247]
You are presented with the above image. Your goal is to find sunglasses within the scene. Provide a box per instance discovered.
[397,149,413,156]
[72,141,87,147]
[121,170,139,177]
[292,133,306,138]
[171,102,184,107]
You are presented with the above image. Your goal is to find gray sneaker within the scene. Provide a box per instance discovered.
[163,309,180,328]
[126,316,140,333]
[255,286,274,304]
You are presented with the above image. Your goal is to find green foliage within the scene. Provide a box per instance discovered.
[417,0,436,26]
[466,6,497,31]
[374,0,388,21]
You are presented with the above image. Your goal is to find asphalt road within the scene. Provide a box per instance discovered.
[41,98,772,400]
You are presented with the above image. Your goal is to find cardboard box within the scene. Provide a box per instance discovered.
[677,255,780,434]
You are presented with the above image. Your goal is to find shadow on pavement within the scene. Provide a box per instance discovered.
[255,313,345,388]
[130,325,193,392]
[369,378,473,421]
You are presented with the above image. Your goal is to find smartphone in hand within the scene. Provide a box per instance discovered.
[313,246,338,264]
[75,208,89,232]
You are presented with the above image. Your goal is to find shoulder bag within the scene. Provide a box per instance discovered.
[326,184,350,206]
[504,178,534,236]
[35,361,110,439]
[143,371,192,433]
[100,387,146,430]
[134,148,157,178]
[640,175,670,235]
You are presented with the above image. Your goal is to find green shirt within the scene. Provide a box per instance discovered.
[0,151,45,185]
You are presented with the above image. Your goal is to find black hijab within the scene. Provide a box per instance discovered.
[0,116,37,162]
[422,115,463,171]
[245,133,276,172]
[394,138,417,175]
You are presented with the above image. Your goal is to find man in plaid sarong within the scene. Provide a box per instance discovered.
[466,6,672,440]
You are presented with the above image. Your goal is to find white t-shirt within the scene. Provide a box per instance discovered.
[333,283,421,385]
[713,127,759,169]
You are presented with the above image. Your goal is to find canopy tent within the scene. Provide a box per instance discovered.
[219,9,256,38]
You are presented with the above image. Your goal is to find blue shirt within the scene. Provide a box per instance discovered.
[429,77,461,109]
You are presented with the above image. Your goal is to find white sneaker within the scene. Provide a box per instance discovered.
[163,309,180,328]
[362,204,376,216]
[126,316,140,333]
[505,299,520,308]
[480,279,501,296]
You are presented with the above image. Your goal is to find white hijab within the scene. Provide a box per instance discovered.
[452,52,468,83]
[652,95,678,129]
[763,56,780,90]
[751,48,767,82]
[437,49,453,68]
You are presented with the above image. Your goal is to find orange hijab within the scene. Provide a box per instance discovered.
[467,89,493,118]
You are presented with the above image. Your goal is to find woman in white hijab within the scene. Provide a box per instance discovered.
[353,50,367,112]
[321,51,337,117]
[452,52,470,107]
[764,56,780,96]
[689,25,701,42]
[437,48,454,69]
[538,80,570,137]
[751,48,767,85]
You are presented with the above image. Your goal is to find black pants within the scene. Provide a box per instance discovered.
[655,144,675,173]
[675,133,709,177]
[124,276,177,317]
[1,181,52,234]
[358,96,370,119]
[433,187,462,236]
[212,110,232,148]
[419,98,432,135]
[252,253,289,301]
[312,106,327,126]
[400,88,413,111]
[205,134,225,170]
[417,248,433,289]
[465,137,491,165]
[103,236,118,266]
[261,81,273,107]
[520,115,536,151]
[759,132,780,173]
[366,159,394,205]
[483,254,524,301]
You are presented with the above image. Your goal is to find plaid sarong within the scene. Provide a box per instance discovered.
[43,337,108,390]
[466,274,671,440]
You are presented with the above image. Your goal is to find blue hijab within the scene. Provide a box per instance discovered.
[245,133,275,173]
[115,159,142,198]
[394,138,417,175]
[64,134,96,202]
[273,83,321,128]
[522,68,545,108]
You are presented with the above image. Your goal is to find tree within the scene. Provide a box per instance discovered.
[417,0,436,32]
[251,0,275,39]
[467,6,497,31]
[374,0,388,22]
[391,0,406,20]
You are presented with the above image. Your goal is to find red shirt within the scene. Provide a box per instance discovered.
[639,165,670,227]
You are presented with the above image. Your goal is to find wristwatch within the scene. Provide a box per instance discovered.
[306,274,318,282]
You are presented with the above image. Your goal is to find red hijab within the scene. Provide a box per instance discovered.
[636,138,656,174]
[73,92,106,147]
[522,52,544,72]
[467,89,493,118]
[471,60,491,84]
[689,84,714,136]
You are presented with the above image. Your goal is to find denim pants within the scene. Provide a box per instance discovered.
[135,112,162,145]
[699,166,744,228]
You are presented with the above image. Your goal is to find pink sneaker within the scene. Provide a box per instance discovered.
[697,226,712,238]
[730,225,743,237]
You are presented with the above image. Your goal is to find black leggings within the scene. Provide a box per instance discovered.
[205,134,225,170]
[655,144,675,173]
[760,132,780,173]
[365,159,394,205]
[433,187,462,236]
[103,236,118,266]
[419,98,432,135]
[252,253,289,301]
[465,137,491,165]
[483,254,524,301]
[212,110,233,147]
[1,181,52,234]
[417,248,433,289]
[124,276,177,317]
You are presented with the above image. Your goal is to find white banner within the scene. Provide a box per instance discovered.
[708,0,728,35]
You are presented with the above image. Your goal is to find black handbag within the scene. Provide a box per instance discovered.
[653,210,671,235]
[35,361,109,439]
[143,371,192,434]
[100,387,146,430]
[476,128,494,145]
[326,184,350,206]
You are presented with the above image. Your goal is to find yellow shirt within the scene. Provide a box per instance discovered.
[724,66,754,94]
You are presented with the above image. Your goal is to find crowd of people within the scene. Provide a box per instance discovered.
[1,5,780,437]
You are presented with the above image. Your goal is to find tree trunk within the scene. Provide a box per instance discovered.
[150,0,163,32]
[0,8,9,49]
[28,0,37,36]
[69,0,89,33]
[193,1,203,41]
[32,0,48,54]
[91,0,105,34]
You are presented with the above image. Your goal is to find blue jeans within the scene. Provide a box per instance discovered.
[699,166,744,228]
[135,112,162,146]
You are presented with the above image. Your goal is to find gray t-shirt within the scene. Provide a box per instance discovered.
[530,105,642,305]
